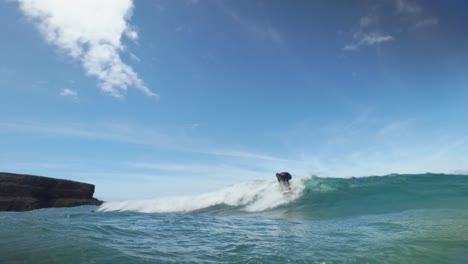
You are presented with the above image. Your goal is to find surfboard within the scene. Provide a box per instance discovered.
[279,181,291,194]
[280,185,291,194]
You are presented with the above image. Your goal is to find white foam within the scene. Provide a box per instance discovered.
[98,177,307,213]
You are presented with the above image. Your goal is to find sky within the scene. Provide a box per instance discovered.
[1,0,468,200]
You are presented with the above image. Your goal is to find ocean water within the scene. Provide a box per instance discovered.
[1,173,468,263]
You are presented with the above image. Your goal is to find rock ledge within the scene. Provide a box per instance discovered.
[0,172,102,211]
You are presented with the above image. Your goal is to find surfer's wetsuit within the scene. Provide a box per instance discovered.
[276,172,292,189]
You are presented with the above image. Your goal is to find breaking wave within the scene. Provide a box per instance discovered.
[99,173,468,218]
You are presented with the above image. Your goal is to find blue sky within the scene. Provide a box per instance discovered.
[1,0,468,199]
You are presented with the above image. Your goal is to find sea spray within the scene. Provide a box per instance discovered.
[99,177,308,213]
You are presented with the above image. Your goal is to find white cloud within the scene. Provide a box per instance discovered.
[344,32,394,51]
[60,88,77,97]
[18,0,158,99]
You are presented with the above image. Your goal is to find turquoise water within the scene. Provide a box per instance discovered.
[1,174,468,263]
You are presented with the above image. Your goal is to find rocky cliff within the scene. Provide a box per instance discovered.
[0,172,102,211]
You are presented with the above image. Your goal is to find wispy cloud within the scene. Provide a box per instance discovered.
[377,120,410,137]
[190,123,200,130]
[344,32,394,51]
[125,161,270,179]
[18,0,158,99]
[129,52,141,62]
[414,17,439,29]
[359,16,376,27]
[0,120,170,146]
[344,0,438,51]
[60,88,77,97]
[396,0,440,29]
[0,120,290,163]
[396,0,421,14]
[0,161,65,170]
[198,149,289,162]
[0,65,15,78]
[219,2,284,46]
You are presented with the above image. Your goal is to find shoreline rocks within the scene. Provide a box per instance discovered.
[0,172,103,211]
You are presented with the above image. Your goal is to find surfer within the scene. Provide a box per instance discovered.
[276,172,292,190]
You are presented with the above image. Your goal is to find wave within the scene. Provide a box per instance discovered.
[99,177,308,213]
[98,173,468,218]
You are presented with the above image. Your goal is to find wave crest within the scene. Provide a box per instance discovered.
[99,174,468,218]
[98,177,308,213]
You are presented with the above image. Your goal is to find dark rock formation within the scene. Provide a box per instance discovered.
[0,172,103,211]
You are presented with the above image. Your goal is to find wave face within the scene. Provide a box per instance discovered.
[99,173,468,218]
